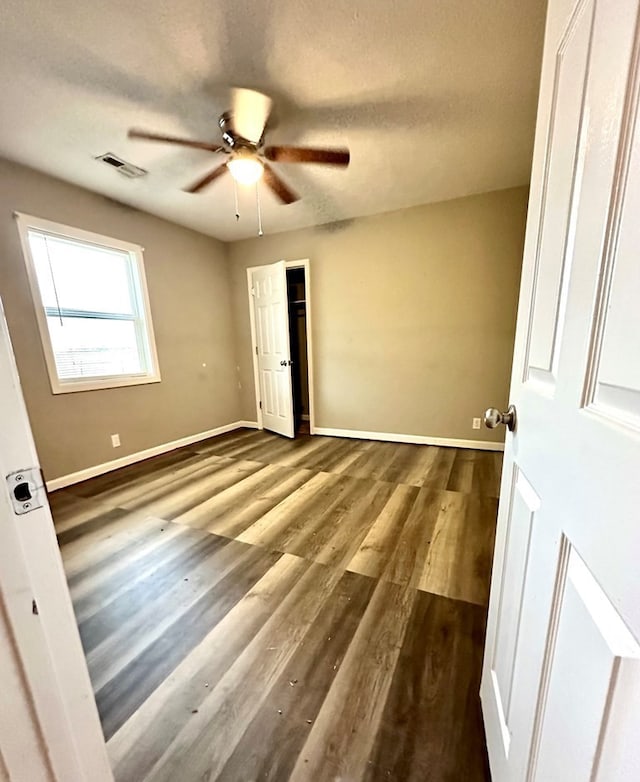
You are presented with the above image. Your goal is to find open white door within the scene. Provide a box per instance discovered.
[0,297,112,781]
[481,0,640,780]
[250,260,295,438]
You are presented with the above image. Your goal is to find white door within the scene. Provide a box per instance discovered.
[481,0,640,779]
[0,297,112,781]
[250,261,295,438]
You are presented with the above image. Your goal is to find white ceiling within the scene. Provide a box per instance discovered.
[0,0,546,241]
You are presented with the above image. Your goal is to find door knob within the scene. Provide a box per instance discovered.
[484,405,517,432]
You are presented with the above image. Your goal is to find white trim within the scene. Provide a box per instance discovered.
[247,259,316,434]
[312,426,505,451]
[13,212,146,253]
[14,211,161,394]
[46,420,259,491]
[247,266,264,429]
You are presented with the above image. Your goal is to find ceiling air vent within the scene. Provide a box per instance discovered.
[96,152,147,178]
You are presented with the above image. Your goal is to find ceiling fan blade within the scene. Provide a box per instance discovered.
[264,146,350,167]
[128,129,223,153]
[263,163,300,204]
[231,88,273,144]
[183,163,229,193]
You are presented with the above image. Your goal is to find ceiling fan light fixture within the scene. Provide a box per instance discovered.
[227,154,264,185]
[127,88,349,204]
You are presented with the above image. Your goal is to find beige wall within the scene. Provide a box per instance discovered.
[0,158,240,480]
[229,187,528,444]
[0,159,527,482]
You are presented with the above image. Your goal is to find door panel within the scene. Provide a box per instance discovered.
[530,544,640,780]
[481,0,640,779]
[524,0,593,390]
[488,468,539,757]
[584,70,640,427]
[251,261,294,438]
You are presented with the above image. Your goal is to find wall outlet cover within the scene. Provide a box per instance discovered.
[111,433,121,447]
[472,418,482,430]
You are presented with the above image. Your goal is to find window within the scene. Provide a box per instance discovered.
[16,213,160,394]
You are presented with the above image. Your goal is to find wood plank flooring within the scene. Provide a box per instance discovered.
[50,428,500,782]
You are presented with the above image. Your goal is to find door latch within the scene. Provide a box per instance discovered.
[6,468,45,515]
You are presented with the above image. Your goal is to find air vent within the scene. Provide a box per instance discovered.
[96,153,147,178]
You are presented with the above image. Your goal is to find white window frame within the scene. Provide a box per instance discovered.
[15,212,161,394]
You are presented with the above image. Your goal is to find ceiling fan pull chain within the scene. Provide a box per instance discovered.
[233,178,240,221]
[256,182,264,237]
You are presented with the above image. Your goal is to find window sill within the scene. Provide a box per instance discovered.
[50,373,161,395]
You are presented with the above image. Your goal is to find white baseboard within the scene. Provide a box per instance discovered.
[46,420,259,491]
[237,420,260,430]
[312,426,504,452]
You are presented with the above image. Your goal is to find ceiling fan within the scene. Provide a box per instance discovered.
[128,88,350,205]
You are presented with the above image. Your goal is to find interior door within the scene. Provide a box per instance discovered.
[251,261,295,438]
[481,0,640,779]
[0,297,112,780]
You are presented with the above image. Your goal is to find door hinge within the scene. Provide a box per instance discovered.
[259,400,262,410]
[6,467,45,515]
[255,345,258,355]
[250,287,256,296]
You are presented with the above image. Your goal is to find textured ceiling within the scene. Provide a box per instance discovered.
[0,0,546,241]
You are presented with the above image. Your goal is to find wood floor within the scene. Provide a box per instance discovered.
[50,428,500,782]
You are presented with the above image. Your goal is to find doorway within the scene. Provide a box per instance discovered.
[286,267,310,434]
[248,259,315,437]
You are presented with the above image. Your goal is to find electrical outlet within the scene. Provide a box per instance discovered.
[111,433,121,448]
[472,418,482,430]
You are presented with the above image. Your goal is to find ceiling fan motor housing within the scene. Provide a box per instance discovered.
[218,112,259,150]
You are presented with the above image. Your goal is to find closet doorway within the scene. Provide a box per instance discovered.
[247,259,315,437]
[286,266,310,434]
